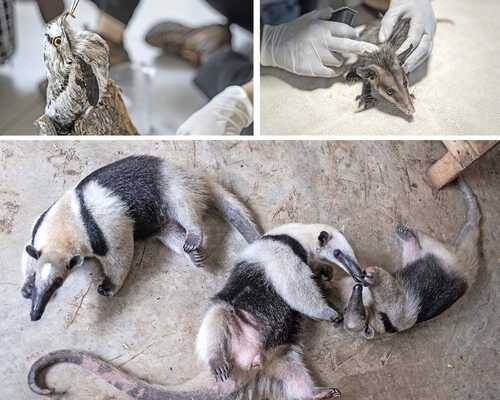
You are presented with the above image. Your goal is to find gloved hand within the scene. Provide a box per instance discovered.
[379,0,436,73]
[261,8,378,78]
[177,86,253,136]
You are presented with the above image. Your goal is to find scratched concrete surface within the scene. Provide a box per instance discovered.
[0,141,499,399]
[261,0,500,135]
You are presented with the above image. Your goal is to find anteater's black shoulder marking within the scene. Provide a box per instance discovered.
[31,205,53,245]
[262,234,308,264]
[396,254,468,323]
[76,156,167,240]
[75,187,108,256]
[215,261,302,349]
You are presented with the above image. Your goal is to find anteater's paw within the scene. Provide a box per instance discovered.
[21,274,35,299]
[183,232,203,253]
[332,315,344,328]
[97,278,115,297]
[210,359,232,382]
[396,224,417,241]
[188,249,207,268]
[319,307,340,322]
[313,387,342,399]
[21,284,34,299]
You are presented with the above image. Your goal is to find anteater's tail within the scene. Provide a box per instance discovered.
[209,182,262,243]
[28,350,219,399]
[454,178,481,285]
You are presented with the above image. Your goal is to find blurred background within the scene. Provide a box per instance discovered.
[0,0,252,134]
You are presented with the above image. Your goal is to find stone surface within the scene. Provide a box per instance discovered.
[0,141,498,399]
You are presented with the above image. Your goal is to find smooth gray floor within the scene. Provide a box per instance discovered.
[0,141,499,399]
[0,0,251,134]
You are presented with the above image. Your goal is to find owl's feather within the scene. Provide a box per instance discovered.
[76,56,99,106]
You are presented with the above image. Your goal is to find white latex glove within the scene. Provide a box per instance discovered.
[379,0,436,73]
[261,8,378,78]
[177,86,253,136]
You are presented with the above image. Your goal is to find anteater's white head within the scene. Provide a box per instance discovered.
[266,223,365,282]
[24,245,84,321]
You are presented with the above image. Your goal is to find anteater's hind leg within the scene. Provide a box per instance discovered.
[166,196,208,265]
[397,223,457,272]
[396,224,423,266]
[266,348,341,400]
[157,222,208,268]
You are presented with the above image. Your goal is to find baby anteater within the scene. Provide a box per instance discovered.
[332,178,480,338]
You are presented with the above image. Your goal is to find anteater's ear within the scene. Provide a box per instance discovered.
[318,231,330,247]
[356,65,377,80]
[398,44,414,66]
[26,245,41,260]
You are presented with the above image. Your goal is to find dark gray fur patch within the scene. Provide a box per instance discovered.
[396,254,468,323]
[76,156,167,241]
[215,261,302,349]
[75,187,109,256]
[262,234,308,265]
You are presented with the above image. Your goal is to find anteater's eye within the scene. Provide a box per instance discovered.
[52,36,62,48]
[386,88,395,96]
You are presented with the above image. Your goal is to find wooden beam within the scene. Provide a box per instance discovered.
[428,141,498,189]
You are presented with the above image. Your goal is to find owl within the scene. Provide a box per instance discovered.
[43,14,110,130]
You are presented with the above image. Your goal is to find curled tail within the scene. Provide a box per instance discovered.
[209,183,262,243]
[28,350,218,399]
[454,178,481,284]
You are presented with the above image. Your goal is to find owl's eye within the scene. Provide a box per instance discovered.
[52,36,62,48]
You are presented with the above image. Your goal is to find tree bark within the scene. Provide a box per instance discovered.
[35,80,138,136]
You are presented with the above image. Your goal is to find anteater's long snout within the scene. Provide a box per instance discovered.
[30,278,63,321]
[333,249,369,286]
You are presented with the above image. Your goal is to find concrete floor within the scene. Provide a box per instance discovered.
[0,0,251,135]
[0,141,499,399]
[261,0,500,135]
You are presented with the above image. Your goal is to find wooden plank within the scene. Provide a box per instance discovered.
[428,152,462,189]
[443,141,477,167]
[467,141,498,155]
[428,141,499,189]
